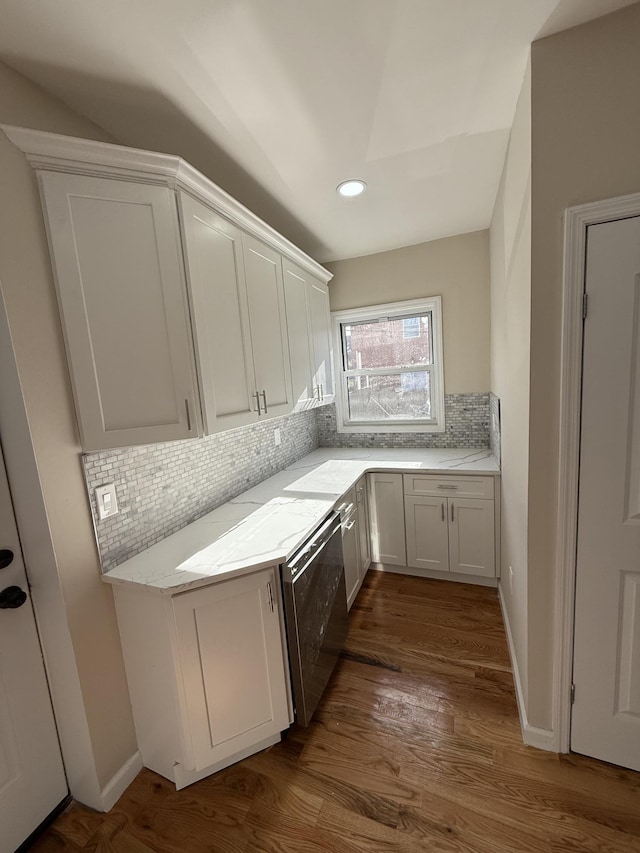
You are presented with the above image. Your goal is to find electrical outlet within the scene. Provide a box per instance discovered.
[274,428,281,447]
[95,483,119,521]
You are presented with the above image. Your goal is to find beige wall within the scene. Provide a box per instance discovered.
[0,62,137,788]
[490,60,531,708]
[326,230,490,394]
[528,2,640,729]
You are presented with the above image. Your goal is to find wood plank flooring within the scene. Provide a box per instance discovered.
[31,571,640,852]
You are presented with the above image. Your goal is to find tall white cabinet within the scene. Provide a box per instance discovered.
[4,125,332,451]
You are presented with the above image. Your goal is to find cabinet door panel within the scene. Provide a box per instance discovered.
[405,495,449,572]
[179,194,257,432]
[356,477,371,577]
[449,499,495,577]
[343,519,360,610]
[308,278,334,401]
[370,473,406,565]
[242,235,293,418]
[40,172,198,449]
[283,260,314,409]
[173,569,289,772]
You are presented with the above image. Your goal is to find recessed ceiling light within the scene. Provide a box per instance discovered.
[337,179,367,198]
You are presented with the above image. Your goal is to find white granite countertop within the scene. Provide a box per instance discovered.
[103,447,499,595]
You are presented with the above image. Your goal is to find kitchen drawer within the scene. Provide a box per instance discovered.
[403,474,494,500]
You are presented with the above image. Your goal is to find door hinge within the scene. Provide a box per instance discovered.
[570,683,575,704]
[582,293,588,320]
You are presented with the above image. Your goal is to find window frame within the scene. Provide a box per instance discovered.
[331,296,445,434]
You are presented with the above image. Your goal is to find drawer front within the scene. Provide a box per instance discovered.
[403,474,494,500]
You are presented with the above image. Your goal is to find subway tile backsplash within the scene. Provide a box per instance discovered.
[84,409,318,571]
[85,393,491,571]
[316,394,489,449]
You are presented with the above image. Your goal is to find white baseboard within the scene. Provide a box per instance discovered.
[99,750,143,812]
[497,582,557,752]
[372,562,497,588]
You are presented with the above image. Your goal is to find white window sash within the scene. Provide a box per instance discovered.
[331,296,445,434]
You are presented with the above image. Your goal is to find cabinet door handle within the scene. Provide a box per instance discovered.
[253,391,262,415]
[260,390,268,414]
[267,581,274,613]
[451,502,455,522]
[441,502,445,522]
[185,398,192,432]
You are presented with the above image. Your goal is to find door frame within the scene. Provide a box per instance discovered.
[0,286,106,809]
[555,190,640,753]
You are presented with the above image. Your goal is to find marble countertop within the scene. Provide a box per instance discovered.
[103,447,499,595]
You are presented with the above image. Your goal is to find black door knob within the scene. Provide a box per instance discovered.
[0,550,14,569]
[0,585,27,609]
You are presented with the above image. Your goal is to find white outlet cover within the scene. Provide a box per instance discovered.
[95,483,119,521]
[274,428,281,446]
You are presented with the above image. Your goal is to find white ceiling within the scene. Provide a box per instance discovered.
[0,0,636,262]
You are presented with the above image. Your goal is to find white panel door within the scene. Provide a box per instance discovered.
[448,498,495,577]
[173,568,289,773]
[572,216,640,771]
[308,277,334,402]
[405,495,449,572]
[179,194,258,432]
[242,235,293,419]
[282,260,315,410]
[370,473,406,566]
[0,443,67,852]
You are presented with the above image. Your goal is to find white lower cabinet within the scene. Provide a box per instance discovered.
[341,477,372,610]
[356,476,371,579]
[404,495,450,572]
[112,567,290,790]
[369,473,407,566]
[372,473,497,580]
[405,494,495,578]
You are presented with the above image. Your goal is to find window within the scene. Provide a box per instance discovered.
[402,317,420,338]
[332,297,445,433]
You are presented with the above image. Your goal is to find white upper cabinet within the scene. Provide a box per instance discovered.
[5,126,332,450]
[282,259,334,410]
[39,172,199,451]
[283,260,316,410]
[179,193,257,433]
[308,277,334,403]
[242,235,293,419]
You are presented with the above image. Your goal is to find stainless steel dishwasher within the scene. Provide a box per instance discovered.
[281,512,348,726]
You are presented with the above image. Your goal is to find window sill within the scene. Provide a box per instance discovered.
[336,421,446,435]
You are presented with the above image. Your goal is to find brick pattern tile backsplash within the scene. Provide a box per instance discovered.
[86,394,491,572]
[84,409,319,571]
[316,394,490,449]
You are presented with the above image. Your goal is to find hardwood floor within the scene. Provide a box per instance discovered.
[32,571,640,852]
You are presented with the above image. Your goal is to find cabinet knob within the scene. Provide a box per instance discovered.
[0,585,27,609]
[0,549,14,569]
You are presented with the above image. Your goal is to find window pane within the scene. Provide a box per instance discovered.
[346,372,432,422]
[343,313,432,371]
